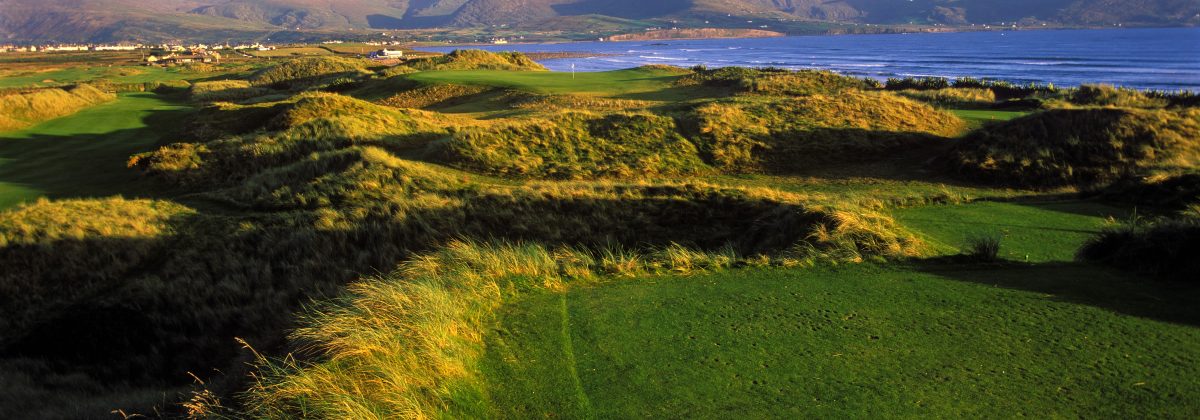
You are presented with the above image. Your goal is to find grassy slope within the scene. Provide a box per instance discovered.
[2,56,1196,417]
[0,66,196,89]
[475,200,1198,417]
[893,200,1125,262]
[0,93,190,209]
[949,109,1028,129]
[404,67,694,99]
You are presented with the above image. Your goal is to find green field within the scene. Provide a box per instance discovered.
[894,200,1124,262]
[405,67,694,98]
[476,201,1198,418]
[0,93,190,208]
[951,109,1029,128]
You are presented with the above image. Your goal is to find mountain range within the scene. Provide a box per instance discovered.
[2,0,1198,42]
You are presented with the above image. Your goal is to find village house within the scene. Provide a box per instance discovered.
[146,50,221,66]
[369,49,404,59]
[91,44,141,51]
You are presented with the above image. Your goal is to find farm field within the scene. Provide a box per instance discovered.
[0,51,1196,418]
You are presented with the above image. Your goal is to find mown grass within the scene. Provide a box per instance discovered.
[479,261,1199,418]
[893,200,1125,262]
[949,109,1028,129]
[0,93,191,209]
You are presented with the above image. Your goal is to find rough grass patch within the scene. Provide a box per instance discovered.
[0,84,115,131]
[947,108,1200,188]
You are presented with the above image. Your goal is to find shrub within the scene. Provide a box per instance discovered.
[1068,84,1169,108]
[680,66,869,95]
[964,235,1002,262]
[898,88,996,108]
[950,77,1060,100]
[886,77,951,91]
[1078,215,1200,282]
[947,108,1200,188]
[1094,173,1200,211]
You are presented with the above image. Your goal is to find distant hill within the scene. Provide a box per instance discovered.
[1,0,1198,42]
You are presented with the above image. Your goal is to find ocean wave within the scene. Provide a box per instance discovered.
[639,56,688,61]
[839,63,888,68]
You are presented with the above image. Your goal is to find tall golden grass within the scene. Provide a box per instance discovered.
[401,50,546,72]
[240,227,916,417]
[249,56,373,89]
[0,84,115,131]
[948,108,1200,187]
[437,111,708,179]
[686,91,966,171]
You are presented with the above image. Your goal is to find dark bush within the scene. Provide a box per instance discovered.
[1078,216,1200,283]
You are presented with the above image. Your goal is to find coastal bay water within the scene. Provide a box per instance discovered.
[422,27,1200,90]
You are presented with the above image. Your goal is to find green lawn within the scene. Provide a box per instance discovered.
[893,200,1126,262]
[473,200,1199,417]
[0,93,191,209]
[951,109,1029,129]
[404,67,696,99]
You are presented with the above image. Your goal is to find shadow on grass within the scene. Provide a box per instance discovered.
[0,99,192,206]
[911,257,1200,327]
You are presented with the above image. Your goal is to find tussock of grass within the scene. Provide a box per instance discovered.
[686,92,965,171]
[189,80,270,102]
[0,84,115,131]
[1078,214,1200,282]
[401,50,547,72]
[437,112,708,179]
[964,234,1003,262]
[899,88,996,108]
[948,108,1200,188]
[249,56,373,89]
[1066,84,1170,108]
[679,66,870,95]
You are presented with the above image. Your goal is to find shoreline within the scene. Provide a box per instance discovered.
[419,24,1193,49]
